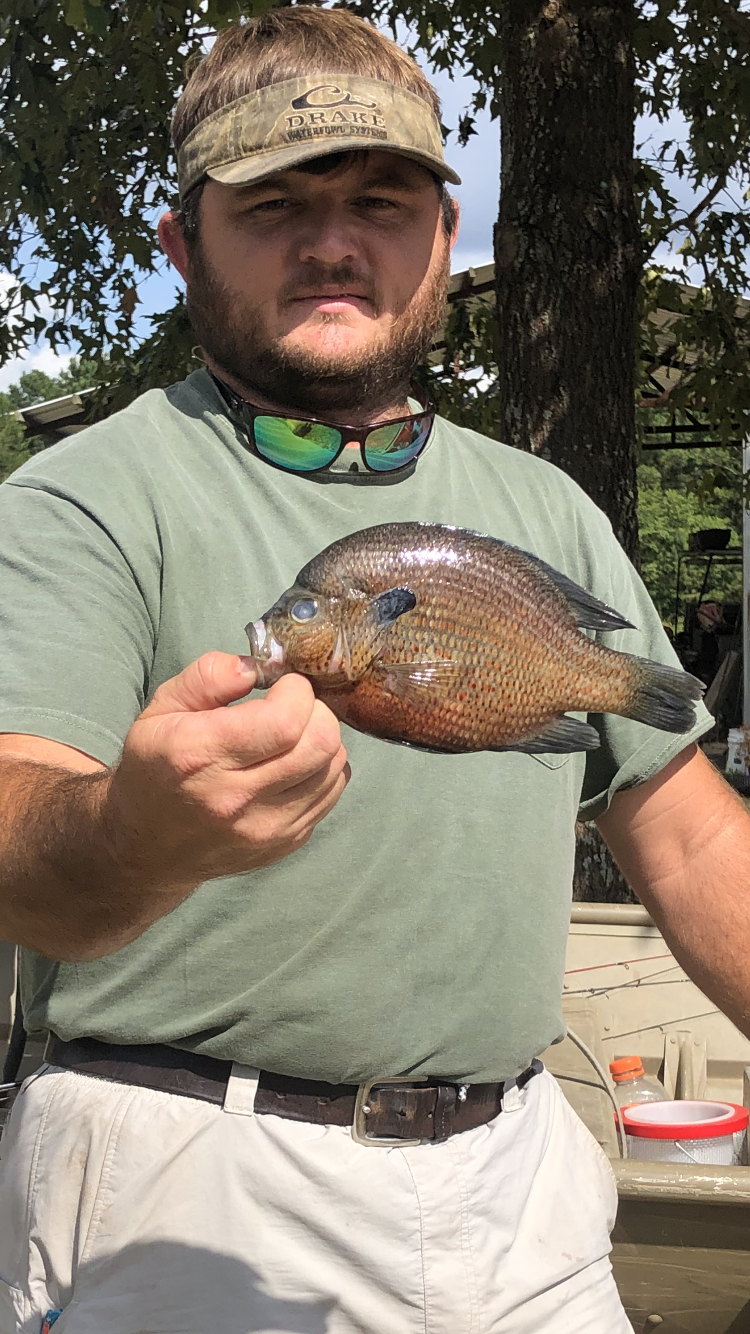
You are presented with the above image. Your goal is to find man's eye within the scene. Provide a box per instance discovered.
[252,198,292,213]
[357,196,399,211]
[237,198,294,217]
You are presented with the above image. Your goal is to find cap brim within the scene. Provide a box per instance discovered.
[208,140,461,189]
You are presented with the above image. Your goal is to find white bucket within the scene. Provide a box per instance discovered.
[726,728,749,776]
[622,1100,749,1165]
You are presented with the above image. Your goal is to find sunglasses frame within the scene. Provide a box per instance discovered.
[213,375,435,476]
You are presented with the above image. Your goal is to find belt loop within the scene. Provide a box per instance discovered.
[223,1063,260,1116]
[501,1081,520,1112]
[502,1058,542,1112]
[433,1083,458,1140]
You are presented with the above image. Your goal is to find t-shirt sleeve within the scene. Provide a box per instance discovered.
[575,505,714,822]
[0,476,155,765]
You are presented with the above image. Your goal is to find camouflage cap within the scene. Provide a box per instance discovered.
[176,74,461,201]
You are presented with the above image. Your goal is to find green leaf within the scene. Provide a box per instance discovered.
[63,0,88,29]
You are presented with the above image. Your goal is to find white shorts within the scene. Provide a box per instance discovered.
[0,1063,632,1334]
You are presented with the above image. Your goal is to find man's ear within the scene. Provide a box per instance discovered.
[158,211,190,281]
[449,196,461,252]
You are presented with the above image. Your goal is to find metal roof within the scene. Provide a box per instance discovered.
[12,387,97,443]
[444,267,749,386]
[440,268,748,449]
[7,268,747,446]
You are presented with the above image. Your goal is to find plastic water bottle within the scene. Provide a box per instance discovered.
[610,1056,669,1108]
[726,728,749,777]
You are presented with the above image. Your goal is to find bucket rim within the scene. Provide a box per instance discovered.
[621,1100,749,1139]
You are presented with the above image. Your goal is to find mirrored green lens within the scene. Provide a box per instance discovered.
[253,417,342,471]
[364,416,432,472]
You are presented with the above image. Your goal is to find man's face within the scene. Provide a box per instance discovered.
[160,151,457,420]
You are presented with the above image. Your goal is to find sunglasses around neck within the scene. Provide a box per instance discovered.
[212,375,435,476]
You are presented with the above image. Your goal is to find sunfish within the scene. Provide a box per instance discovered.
[245,522,704,755]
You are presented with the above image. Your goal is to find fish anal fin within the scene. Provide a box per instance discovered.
[493,715,600,755]
[380,736,458,755]
[375,660,463,710]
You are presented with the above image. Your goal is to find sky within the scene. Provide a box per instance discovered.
[0,48,741,394]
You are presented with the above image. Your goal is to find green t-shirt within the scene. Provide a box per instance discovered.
[0,370,712,1083]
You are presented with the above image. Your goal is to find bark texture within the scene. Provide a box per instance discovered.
[572,822,636,902]
[494,0,641,563]
[494,0,642,900]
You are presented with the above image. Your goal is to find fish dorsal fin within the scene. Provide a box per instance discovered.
[492,715,600,755]
[373,660,463,710]
[523,554,634,633]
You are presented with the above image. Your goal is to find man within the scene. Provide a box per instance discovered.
[0,9,747,1333]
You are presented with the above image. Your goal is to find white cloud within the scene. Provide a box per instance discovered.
[0,271,73,394]
[0,344,73,394]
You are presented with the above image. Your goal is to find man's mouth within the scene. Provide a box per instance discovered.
[290,293,373,314]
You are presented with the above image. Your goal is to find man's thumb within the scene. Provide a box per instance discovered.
[143,653,258,717]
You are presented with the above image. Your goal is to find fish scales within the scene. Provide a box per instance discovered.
[298,526,632,747]
[247,522,705,755]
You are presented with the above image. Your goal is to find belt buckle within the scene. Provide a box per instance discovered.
[352,1076,429,1148]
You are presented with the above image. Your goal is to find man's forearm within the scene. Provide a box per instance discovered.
[0,658,348,963]
[597,749,750,1037]
[0,758,193,961]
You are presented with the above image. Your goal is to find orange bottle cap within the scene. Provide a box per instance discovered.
[609,1056,645,1082]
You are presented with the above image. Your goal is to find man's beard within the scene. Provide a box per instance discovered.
[186,244,450,418]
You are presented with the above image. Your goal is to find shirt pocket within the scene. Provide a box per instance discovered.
[530,753,572,771]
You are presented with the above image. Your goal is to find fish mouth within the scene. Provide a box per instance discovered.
[244,618,286,687]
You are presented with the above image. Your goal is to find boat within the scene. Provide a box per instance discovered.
[543,903,750,1333]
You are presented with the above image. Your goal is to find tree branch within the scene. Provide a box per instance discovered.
[637,387,674,409]
[662,176,727,238]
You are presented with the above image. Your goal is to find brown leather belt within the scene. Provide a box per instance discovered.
[45,1036,540,1145]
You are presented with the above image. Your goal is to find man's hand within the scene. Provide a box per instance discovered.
[0,653,349,961]
[106,651,350,887]
[597,744,750,1037]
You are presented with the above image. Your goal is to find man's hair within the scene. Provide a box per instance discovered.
[173,7,457,242]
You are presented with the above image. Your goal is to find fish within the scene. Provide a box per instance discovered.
[245,522,705,756]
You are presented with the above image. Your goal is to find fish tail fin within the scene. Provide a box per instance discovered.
[621,657,705,733]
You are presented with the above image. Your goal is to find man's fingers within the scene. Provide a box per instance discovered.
[254,747,350,804]
[288,767,350,834]
[233,763,351,849]
[113,653,351,887]
[144,652,258,717]
[141,663,329,775]
[211,687,340,773]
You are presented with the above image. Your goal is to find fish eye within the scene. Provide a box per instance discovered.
[290,598,319,623]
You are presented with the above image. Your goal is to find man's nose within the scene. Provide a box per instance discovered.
[297,211,360,266]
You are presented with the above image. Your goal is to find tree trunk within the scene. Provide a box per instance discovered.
[494,0,641,563]
[494,0,642,901]
[572,823,636,903]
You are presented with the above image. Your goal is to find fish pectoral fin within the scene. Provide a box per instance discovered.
[371,586,417,627]
[528,556,635,633]
[493,715,600,755]
[374,660,463,709]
